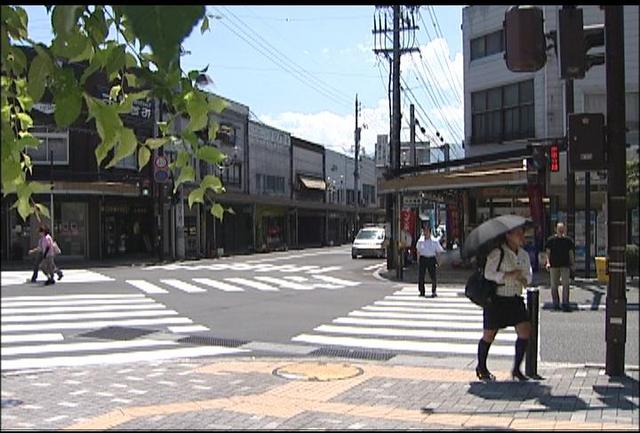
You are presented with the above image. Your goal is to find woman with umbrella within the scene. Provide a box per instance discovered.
[463,215,533,381]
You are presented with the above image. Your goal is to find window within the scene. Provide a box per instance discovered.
[115,153,137,170]
[216,123,236,146]
[26,127,69,164]
[470,29,503,61]
[471,79,534,144]
[256,173,285,195]
[362,184,376,205]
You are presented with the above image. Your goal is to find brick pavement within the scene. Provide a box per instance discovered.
[1,355,638,430]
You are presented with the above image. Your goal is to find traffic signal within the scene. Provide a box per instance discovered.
[503,6,547,73]
[549,143,560,172]
[569,113,606,171]
[558,7,605,79]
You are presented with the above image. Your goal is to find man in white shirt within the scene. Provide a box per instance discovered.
[416,224,445,297]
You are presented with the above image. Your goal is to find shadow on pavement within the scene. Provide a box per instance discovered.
[593,375,640,411]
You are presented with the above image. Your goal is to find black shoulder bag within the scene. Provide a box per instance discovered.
[464,247,505,307]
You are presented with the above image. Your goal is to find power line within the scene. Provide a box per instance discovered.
[422,7,464,95]
[213,6,352,110]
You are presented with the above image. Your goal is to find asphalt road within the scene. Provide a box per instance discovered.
[1,246,638,371]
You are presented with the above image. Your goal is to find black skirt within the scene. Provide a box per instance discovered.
[483,295,529,330]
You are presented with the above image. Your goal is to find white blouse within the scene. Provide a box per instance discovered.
[416,235,445,257]
[484,244,532,297]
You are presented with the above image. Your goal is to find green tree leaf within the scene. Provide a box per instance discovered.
[16,196,32,221]
[210,202,224,221]
[144,137,169,150]
[51,6,84,37]
[120,6,205,69]
[107,127,137,168]
[138,145,151,170]
[35,203,50,220]
[28,52,53,101]
[188,187,205,209]
[184,90,208,132]
[208,95,227,113]
[196,145,226,165]
[200,174,223,192]
[52,67,82,127]
[174,165,195,192]
[16,112,33,129]
[200,16,209,34]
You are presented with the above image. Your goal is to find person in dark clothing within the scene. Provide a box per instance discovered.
[416,225,445,297]
[545,222,576,312]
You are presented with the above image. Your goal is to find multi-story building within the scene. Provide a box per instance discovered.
[462,5,639,261]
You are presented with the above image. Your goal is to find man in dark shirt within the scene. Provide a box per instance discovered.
[545,222,576,312]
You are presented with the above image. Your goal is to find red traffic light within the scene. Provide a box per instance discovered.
[550,144,560,172]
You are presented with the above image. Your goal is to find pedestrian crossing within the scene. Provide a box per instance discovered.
[0,269,114,287]
[143,263,344,274]
[0,293,247,372]
[124,274,361,294]
[291,286,518,357]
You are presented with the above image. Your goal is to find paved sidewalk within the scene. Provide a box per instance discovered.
[1,354,638,430]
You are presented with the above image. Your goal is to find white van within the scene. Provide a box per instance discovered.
[352,226,387,259]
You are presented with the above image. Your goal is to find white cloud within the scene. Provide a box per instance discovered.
[257,38,465,158]
[259,98,390,158]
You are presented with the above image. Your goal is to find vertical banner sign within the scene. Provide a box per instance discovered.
[447,204,460,244]
[527,183,545,250]
[400,209,416,248]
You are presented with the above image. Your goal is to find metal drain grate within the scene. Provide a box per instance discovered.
[77,326,156,341]
[308,346,396,361]
[177,336,250,348]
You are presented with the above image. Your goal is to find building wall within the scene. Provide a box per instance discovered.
[248,120,291,198]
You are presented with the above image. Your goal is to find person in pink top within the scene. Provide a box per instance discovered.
[38,225,61,285]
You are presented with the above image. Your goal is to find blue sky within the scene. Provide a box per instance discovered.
[21,5,465,158]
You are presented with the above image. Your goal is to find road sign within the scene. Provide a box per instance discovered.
[154,155,170,183]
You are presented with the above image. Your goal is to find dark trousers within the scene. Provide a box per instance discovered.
[31,251,43,281]
[418,256,437,295]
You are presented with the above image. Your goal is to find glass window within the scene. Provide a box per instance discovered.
[470,37,485,60]
[519,80,534,104]
[486,30,503,56]
[472,92,486,112]
[503,83,519,108]
[504,107,520,140]
[487,88,502,110]
[27,127,69,164]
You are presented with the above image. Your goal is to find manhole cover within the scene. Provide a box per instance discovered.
[177,336,249,348]
[77,326,156,340]
[309,346,395,361]
[1,399,23,408]
[273,361,364,382]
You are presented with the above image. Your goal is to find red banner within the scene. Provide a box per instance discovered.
[527,183,545,248]
[447,204,460,242]
[400,209,417,247]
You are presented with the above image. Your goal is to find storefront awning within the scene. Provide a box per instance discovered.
[378,161,528,194]
[299,176,326,191]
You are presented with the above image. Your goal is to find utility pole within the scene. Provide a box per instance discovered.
[372,5,419,276]
[564,6,576,245]
[604,4,627,377]
[354,94,361,234]
[410,104,416,167]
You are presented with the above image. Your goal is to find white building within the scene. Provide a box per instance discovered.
[462,5,639,255]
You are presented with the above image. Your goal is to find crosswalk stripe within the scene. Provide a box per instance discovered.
[333,316,516,332]
[384,295,471,303]
[126,280,169,294]
[1,333,64,344]
[1,303,166,315]
[167,325,209,333]
[291,334,514,356]
[362,305,483,317]
[363,262,386,271]
[192,278,244,292]
[312,275,361,287]
[2,339,176,356]
[160,279,207,293]
[284,276,308,282]
[313,325,516,343]
[254,276,313,290]
[375,300,480,310]
[348,310,483,322]
[1,294,145,302]
[2,317,192,333]
[1,346,249,371]
[2,309,179,323]
[224,278,280,292]
[306,266,341,274]
[0,299,156,308]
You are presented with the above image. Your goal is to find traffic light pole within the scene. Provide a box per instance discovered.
[565,78,576,243]
[604,5,627,377]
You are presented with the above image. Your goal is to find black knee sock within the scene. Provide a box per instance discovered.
[477,338,492,371]
[514,338,529,372]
